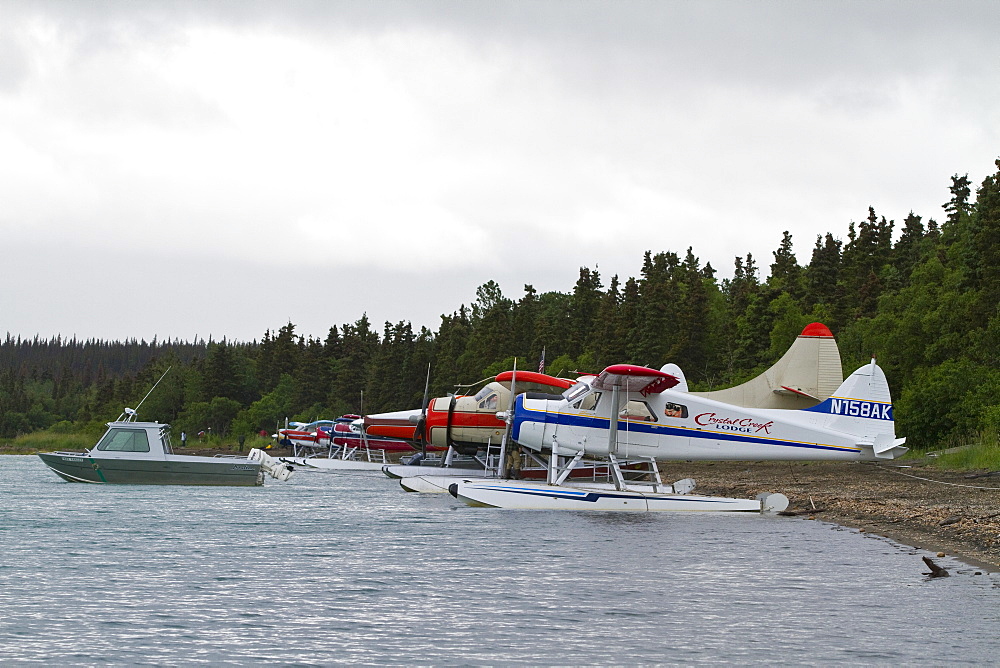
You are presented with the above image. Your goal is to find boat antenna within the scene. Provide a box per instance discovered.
[126,367,171,420]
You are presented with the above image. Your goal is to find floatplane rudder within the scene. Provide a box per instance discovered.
[805,359,907,459]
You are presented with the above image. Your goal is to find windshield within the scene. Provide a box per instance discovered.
[563,382,590,403]
[96,428,151,452]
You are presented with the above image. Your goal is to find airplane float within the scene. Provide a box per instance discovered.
[449,355,906,513]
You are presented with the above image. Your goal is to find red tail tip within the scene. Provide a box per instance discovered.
[800,322,833,338]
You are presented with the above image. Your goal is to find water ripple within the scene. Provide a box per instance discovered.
[1,455,997,665]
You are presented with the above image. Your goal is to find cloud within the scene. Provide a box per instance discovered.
[1,0,998,340]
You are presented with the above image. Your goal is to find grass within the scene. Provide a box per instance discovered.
[0,431,95,455]
[928,433,1000,471]
[174,433,278,453]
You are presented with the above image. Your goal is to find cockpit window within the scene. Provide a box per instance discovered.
[96,428,151,452]
[575,392,601,411]
[478,393,498,410]
[564,382,590,403]
[619,401,657,422]
[663,402,688,418]
[473,386,493,402]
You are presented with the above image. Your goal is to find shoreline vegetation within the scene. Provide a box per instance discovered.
[4,162,1000,458]
[12,430,999,572]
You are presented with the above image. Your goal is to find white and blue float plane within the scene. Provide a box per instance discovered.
[449,358,906,512]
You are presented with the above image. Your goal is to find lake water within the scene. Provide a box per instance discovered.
[2,455,998,665]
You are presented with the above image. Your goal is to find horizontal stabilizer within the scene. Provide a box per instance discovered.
[774,385,820,401]
[868,434,908,459]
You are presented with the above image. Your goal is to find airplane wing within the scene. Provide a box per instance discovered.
[495,370,575,390]
[590,364,679,396]
[363,408,422,440]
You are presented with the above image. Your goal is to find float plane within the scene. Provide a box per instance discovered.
[388,323,847,486]
[366,370,575,455]
[450,353,905,512]
[378,322,842,462]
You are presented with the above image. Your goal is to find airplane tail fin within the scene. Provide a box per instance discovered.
[692,322,842,409]
[805,360,908,459]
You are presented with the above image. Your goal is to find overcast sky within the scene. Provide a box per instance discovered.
[2,0,998,343]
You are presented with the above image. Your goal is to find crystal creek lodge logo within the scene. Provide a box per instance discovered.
[694,413,774,434]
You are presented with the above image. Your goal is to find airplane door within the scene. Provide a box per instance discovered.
[614,401,659,458]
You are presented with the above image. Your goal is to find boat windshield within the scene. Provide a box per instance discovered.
[95,428,151,453]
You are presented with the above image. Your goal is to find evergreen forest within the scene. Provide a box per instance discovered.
[4,161,1000,450]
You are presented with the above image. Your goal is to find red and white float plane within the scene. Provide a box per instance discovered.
[365,370,575,456]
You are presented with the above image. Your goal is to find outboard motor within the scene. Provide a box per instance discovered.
[248,448,295,482]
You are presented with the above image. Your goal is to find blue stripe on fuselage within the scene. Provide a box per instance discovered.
[514,401,859,454]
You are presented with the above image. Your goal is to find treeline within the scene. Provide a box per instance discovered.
[3,161,1000,448]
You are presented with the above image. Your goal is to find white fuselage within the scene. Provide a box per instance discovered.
[511,379,889,462]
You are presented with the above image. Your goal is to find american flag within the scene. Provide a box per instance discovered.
[538,346,546,374]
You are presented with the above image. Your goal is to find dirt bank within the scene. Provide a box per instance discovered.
[666,460,1000,571]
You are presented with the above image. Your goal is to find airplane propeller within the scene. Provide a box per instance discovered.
[413,362,431,457]
[499,359,517,478]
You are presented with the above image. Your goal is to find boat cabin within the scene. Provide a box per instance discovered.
[91,421,173,459]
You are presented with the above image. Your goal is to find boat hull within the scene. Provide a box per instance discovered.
[37,453,263,486]
[451,479,776,512]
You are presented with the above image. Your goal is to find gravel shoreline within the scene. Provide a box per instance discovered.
[666,460,1000,572]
